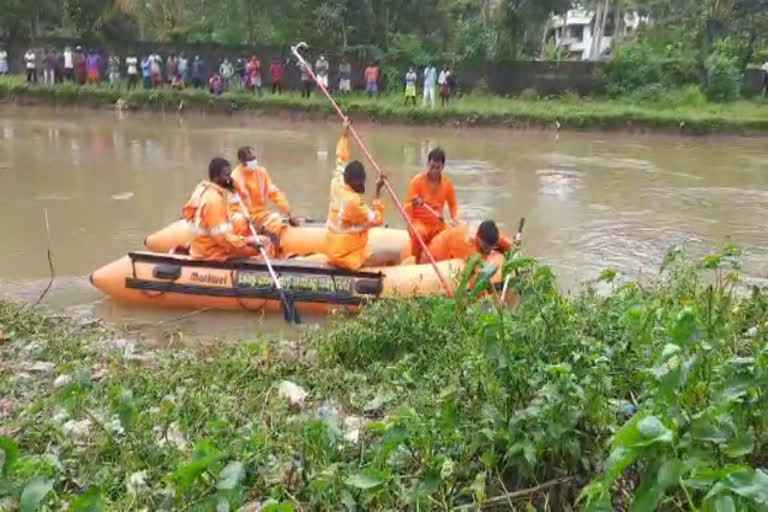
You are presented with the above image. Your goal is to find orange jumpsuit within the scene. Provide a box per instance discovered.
[230,163,292,238]
[427,223,513,262]
[182,181,254,261]
[325,133,385,269]
[404,172,458,262]
[329,132,350,212]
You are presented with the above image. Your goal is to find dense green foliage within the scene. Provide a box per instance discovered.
[2,246,768,510]
[1,0,571,62]
[599,0,768,98]
[1,75,767,134]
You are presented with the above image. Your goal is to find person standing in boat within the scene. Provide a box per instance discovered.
[324,122,386,270]
[427,220,518,262]
[182,157,268,261]
[230,146,298,255]
[404,147,458,263]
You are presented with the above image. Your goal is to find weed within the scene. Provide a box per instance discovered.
[2,245,767,509]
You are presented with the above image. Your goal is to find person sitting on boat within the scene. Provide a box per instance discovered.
[404,147,458,263]
[230,146,298,254]
[325,126,386,270]
[182,157,268,261]
[427,220,517,263]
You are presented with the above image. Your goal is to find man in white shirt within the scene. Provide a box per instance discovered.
[763,61,768,97]
[423,63,437,109]
[126,55,138,89]
[25,49,37,83]
[315,55,329,89]
[63,47,74,81]
[0,47,8,76]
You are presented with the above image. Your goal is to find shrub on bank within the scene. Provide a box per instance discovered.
[600,42,664,96]
[706,51,743,102]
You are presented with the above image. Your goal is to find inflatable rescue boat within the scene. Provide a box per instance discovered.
[89,251,504,313]
[91,220,506,313]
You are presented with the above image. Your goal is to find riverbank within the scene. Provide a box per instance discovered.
[2,249,767,510]
[1,75,767,135]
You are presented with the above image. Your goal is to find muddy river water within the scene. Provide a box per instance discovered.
[1,106,767,341]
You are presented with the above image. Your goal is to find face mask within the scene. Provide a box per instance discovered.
[246,159,259,170]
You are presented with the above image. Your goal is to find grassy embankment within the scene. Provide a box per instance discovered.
[2,248,768,510]
[1,74,767,134]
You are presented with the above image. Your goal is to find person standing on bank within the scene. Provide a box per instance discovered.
[63,46,74,81]
[177,53,189,86]
[43,49,57,85]
[300,60,313,99]
[108,53,121,88]
[338,57,351,94]
[763,59,768,97]
[246,55,262,96]
[0,47,7,76]
[126,54,139,89]
[438,65,449,107]
[405,66,417,106]
[315,55,329,90]
[269,59,283,94]
[423,62,437,109]
[192,55,205,89]
[25,48,37,84]
[74,46,87,85]
[364,61,379,98]
[86,50,102,84]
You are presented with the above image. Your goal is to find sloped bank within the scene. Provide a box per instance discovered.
[1,76,768,135]
[2,247,768,510]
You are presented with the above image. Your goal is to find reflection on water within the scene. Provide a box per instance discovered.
[1,105,768,341]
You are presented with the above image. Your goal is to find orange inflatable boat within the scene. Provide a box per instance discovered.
[144,219,412,262]
[89,251,505,313]
[93,219,509,313]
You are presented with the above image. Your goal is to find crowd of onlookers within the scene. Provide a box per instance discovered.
[0,45,458,107]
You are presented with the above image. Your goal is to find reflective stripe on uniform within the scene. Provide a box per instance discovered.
[209,223,232,235]
[327,198,375,234]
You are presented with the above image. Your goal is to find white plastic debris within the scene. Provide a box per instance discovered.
[62,419,92,442]
[53,374,73,388]
[52,408,70,424]
[343,415,369,444]
[278,381,308,408]
[154,421,188,451]
[126,470,149,495]
[20,361,54,373]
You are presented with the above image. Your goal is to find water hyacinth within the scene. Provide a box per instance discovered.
[0,245,767,509]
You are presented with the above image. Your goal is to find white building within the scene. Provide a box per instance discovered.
[547,8,646,61]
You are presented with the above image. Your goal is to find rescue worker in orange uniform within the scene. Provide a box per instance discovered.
[230,146,298,253]
[404,147,458,263]
[325,123,386,270]
[182,157,268,261]
[427,220,517,263]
